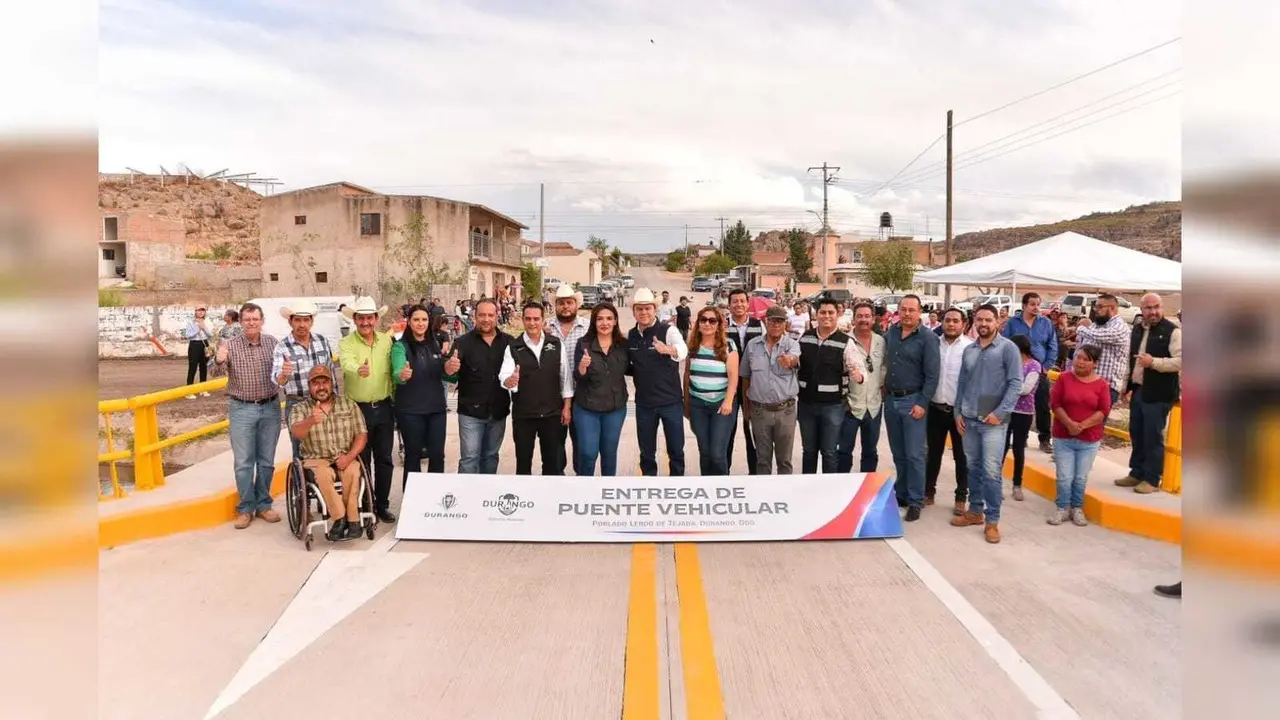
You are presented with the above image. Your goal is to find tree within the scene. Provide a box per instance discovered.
[519,262,542,303]
[378,213,468,302]
[721,219,754,266]
[586,235,611,274]
[665,249,688,272]
[610,247,624,274]
[861,241,916,294]
[786,228,814,282]
[696,253,738,276]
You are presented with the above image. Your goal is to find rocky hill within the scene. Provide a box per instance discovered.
[98,175,263,261]
[952,201,1181,262]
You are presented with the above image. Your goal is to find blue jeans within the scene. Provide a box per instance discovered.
[961,417,1009,523]
[229,399,283,515]
[885,397,928,507]
[687,397,735,475]
[1053,436,1101,509]
[574,406,627,476]
[837,408,882,473]
[797,400,844,473]
[636,402,685,476]
[1129,387,1173,488]
[457,414,506,474]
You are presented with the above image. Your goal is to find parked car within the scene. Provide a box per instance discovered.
[1058,292,1142,325]
[691,276,714,292]
[578,285,601,308]
[618,274,634,289]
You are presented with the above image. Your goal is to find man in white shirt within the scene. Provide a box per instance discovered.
[838,302,886,473]
[657,290,676,324]
[926,308,974,515]
[498,302,569,475]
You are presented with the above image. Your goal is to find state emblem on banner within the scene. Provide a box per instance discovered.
[440,493,457,511]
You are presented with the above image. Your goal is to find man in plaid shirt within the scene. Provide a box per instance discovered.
[211,302,283,530]
[289,365,367,543]
[1072,293,1131,403]
[271,301,340,454]
[545,284,590,474]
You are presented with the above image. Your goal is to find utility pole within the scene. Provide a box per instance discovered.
[945,110,954,307]
[685,223,690,271]
[539,182,545,261]
[808,162,840,285]
[715,216,727,255]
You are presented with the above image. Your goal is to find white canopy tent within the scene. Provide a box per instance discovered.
[914,231,1182,293]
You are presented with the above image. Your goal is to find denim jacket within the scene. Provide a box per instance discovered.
[954,334,1023,422]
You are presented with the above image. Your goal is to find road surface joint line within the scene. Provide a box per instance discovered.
[884,537,1079,719]
[674,543,725,720]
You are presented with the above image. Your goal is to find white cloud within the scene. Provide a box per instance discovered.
[98,0,1185,251]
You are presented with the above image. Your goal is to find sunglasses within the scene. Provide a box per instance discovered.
[698,316,720,325]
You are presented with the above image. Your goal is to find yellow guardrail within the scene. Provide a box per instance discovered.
[1045,369,1182,495]
[97,376,236,501]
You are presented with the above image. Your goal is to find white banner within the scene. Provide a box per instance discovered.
[395,472,904,543]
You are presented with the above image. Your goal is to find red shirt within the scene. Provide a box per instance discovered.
[1049,371,1113,443]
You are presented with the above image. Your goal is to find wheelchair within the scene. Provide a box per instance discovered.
[284,454,377,551]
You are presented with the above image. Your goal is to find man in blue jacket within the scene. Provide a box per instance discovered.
[1002,292,1058,453]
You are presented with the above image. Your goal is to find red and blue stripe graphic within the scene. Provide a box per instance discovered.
[801,473,903,540]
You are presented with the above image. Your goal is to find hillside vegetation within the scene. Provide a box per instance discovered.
[952,201,1181,261]
[99,175,264,261]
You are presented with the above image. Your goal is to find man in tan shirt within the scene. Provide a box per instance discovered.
[289,365,368,541]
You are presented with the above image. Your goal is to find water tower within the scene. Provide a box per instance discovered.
[878,211,894,241]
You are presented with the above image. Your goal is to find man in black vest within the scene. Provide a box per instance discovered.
[499,301,568,475]
[1119,293,1181,493]
[444,298,511,474]
[797,298,851,473]
[725,288,764,474]
[629,288,688,476]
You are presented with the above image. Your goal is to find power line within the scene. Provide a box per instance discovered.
[954,37,1181,128]
[892,69,1181,186]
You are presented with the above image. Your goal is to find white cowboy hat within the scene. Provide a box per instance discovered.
[341,296,387,319]
[554,284,577,300]
[279,300,319,319]
[632,288,656,305]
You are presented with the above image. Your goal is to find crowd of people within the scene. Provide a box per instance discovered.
[207,282,1180,550]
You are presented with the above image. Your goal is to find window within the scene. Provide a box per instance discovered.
[360,213,381,235]
[103,217,118,241]
[315,272,328,283]
[294,215,306,225]
[101,248,115,261]
[269,273,279,281]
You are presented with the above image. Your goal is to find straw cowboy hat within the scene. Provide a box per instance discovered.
[554,284,577,300]
[279,300,319,319]
[341,296,388,319]
[631,288,657,306]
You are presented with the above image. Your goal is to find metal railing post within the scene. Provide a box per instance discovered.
[132,401,163,490]
[1162,404,1182,494]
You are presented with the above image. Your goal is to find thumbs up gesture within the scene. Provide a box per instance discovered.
[399,362,413,382]
[445,348,461,375]
[215,342,229,364]
[359,357,370,377]
[282,357,295,376]
[505,364,520,389]
[578,351,592,376]
[652,337,672,357]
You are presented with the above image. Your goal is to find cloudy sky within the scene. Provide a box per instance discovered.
[97,0,1184,253]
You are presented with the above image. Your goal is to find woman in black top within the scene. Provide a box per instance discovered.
[392,305,449,479]
[571,302,631,476]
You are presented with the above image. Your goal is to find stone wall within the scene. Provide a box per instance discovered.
[99,305,234,358]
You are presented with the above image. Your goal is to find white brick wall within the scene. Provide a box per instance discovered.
[98,305,233,358]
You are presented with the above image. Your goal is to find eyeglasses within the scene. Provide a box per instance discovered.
[698,316,720,325]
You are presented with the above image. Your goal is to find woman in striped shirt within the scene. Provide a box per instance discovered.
[683,307,739,475]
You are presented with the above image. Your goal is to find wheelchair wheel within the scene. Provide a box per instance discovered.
[285,462,305,539]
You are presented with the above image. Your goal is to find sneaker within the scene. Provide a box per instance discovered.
[185,394,197,400]
[1047,508,1068,525]
[1153,582,1181,599]
[199,391,211,397]
[1070,508,1088,526]
[1013,487,1024,501]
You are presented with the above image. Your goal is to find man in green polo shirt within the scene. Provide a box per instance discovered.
[338,296,397,523]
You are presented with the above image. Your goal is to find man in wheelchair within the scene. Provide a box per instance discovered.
[288,365,367,542]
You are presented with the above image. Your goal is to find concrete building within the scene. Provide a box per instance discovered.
[538,241,602,287]
[97,210,186,282]
[258,182,527,300]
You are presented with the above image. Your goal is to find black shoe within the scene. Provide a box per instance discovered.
[897,498,909,509]
[326,518,349,542]
[1153,582,1181,599]
[1039,439,1053,454]
[376,509,397,524]
[341,522,363,541]
[905,506,922,522]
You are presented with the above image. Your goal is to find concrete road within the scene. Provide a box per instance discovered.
[98,279,1182,720]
